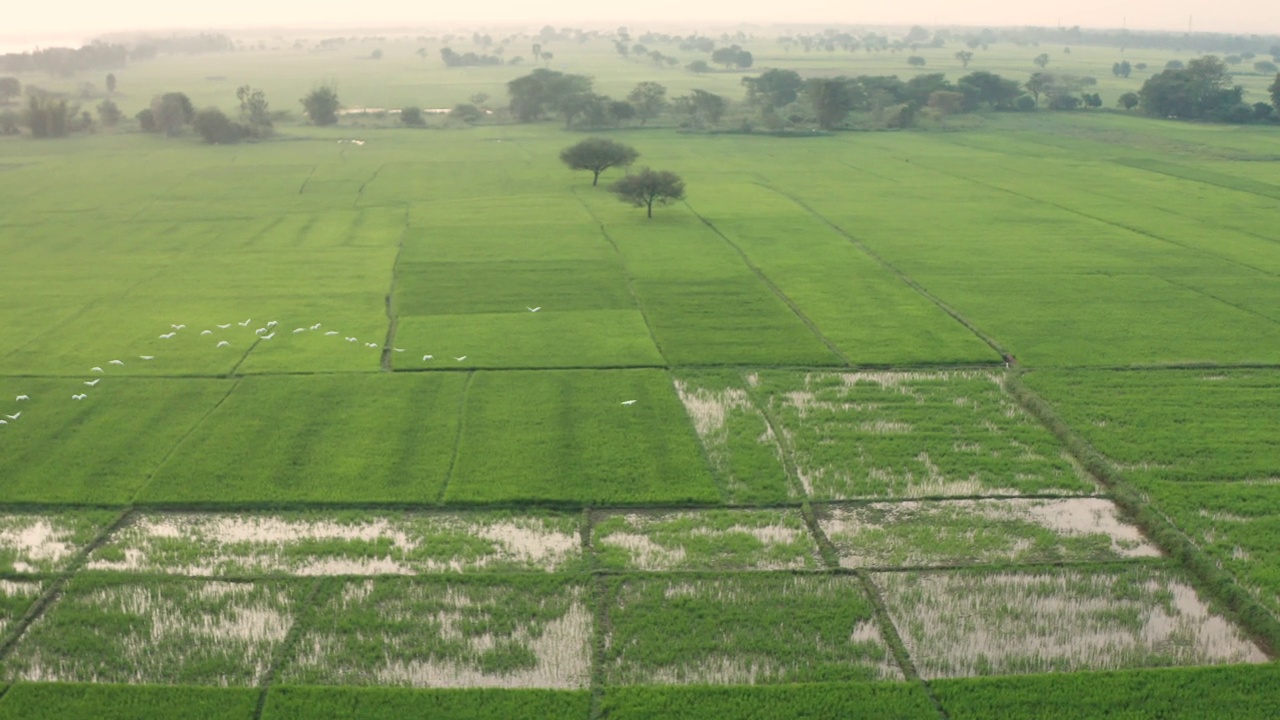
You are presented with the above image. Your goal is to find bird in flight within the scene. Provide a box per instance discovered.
[266,320,278,328]
[527,306,541,312]
[423,355,433,361]
[72,394,87,400]
[216,341,230,348]
[201,330,213,335]
[159,332,175,339]
[140,356,155,360]
[84,379,100,387]
[293,328,306,334]
[455,356,467,361]
[238,319,251,326]
[109,359,124,365]
[5,413,20,420]
[311,323,322,330]
[171,324,186,330]
[217,324,231,329]
[15,395,29,401]
[255,328,267,335]
[621,400,637,405]
[394,348,405,353]
[325,331,339,336]
[90,367,104,373]
[262,332,276,340]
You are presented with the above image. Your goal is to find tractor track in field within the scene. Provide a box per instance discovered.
[751,182,1013,365]
[127,378,244,504]
[380,221,409,372]
[684,203,852,367]
[435,370,476,504]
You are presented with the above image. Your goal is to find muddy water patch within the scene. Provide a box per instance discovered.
[0,513,112,574]
[593,509,819,571]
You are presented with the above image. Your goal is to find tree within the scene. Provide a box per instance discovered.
[612,168,685,218]
[1118,92,1140,110]
[560,138,639,185]
[449,103,483,123]
[955,50,974,68]
[105,73,116,94]
[805,78,856,129]
[627,82,667,124]
[135,108,156,132]
[193,107,243,143]
[687,60,711,73]
[1139,56,1243,120]
[711,45,752,69]
[1112,61,1132,78]
[608,100,636,125]
[742,69,802,109]
[1034,53,1050,69]
[236,85,272,138]
[907,56,927,67]
[1024,73,1051,105]
[1271,73,1280,113]
[0,76,20,102]
[506,68,592,122]
[957,71,1021,109]
[151,92,193,135]
[301,85,340,126]
[928,90,965,128]
[1256,61,1280,74]
[674,89,727,127]
[24,90,74,137]
[400,106,425,126]
[96,98,122,126]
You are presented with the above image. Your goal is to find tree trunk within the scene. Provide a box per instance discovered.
[646,198,653,218]
[592,170,600,186]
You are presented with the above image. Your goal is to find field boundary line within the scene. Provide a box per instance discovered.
[738,370,809,501]
[903,159,1280,280]
[435,370,476,504]
[0,507,135,664]
[228,339,261,376]
[128,377,244,504]
[570,187,671,366]
[1005,371,1280,658]
[253,577,327,720]
[588,572,614,720]
[855,570,949,719]
[685,202,852,366]
[296,165,316,195]
[800,501,841,569]
[380,221,409,371]
[752,182,1011,364]
[1160,277,1280,327]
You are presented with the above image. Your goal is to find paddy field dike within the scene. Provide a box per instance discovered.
[1,35,1279,719]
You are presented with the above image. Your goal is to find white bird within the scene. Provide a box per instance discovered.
[201,330,213,335]
[394,348,405,352]
[293,328,306,334]
[423,355,433,361]
[262,332,276,340]
[140,355,155,360]
[171,324,186,330]
[216,341,230,348]
[159,333,175,339]
[91,367,104,373]
[325,331,339,336]
[366,342,379,348]
[353,139,365,146]
[15,395,30,401]
[621,400,637,405]
[238,319,251,326]
[266,320,278,328]
[527,306,541,312]
[72,394,86,400]
[5,413,19,420]
[217,324,231,329]
[346,337,358,343]
[85,379,100,387]
[255,328,267,335]
[109,359,124,365]
[0,420,6,425]
[311,323,322,330]
[454,356,467,361]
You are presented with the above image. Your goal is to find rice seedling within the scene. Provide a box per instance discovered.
[0,683,261,720]
[593,509,820,572]
[818,498,1159,568]
[4,576,299,685]
[750,370,1094,499]
[260,686,591,720]
[875,566,1267,679]
[0,512,116,574]
[0,580,44,637]
[279,576,591,689]
[88,511,584,576]
[603,574,900,685]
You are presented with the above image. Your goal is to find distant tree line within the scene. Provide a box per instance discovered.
[1136,56,1277,124]
[0,42,128,76]
[439,47,504,67]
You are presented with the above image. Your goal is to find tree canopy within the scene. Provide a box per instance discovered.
[1139,56,1244,120]
[612,168,685,218]
[560,138,639,186]
[627,82,667,125]
[507,69,593,123]
[300,85,340,126]
[743,69,803,109]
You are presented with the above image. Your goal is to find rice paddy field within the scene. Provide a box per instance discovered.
[1,25,1278,718]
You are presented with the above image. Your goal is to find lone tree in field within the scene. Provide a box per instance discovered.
[301,85,340,126]
[612,168,684,218]
[955,50,974,68]
[150,92,194,135]
[1034,53,1051,69]
[560,138,638,185]
[0,77,20,102]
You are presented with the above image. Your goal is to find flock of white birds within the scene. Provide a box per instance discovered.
[1,304,637,432]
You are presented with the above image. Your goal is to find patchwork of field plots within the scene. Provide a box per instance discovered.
[2,76,1279,715]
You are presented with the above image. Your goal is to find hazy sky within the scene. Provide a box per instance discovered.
[5,0,1277,41]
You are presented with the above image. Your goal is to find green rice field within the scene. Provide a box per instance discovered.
[1,23,1278,718]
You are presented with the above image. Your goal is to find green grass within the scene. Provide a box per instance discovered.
[932,663,1280,720]
[593,509,820,572]
[603,573,899,685]
[447,370,719,505]
[393,310,663,369]
[394,259,634,315]
[261,686,591,720]
[1022,369,1280,483]
[0,580,44,638]
[0,683,259,720]
[599,682,939,720]
[278,576,590,688]
[0,378,235,504]
[138,374,465,504]
[4,575,300,685]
